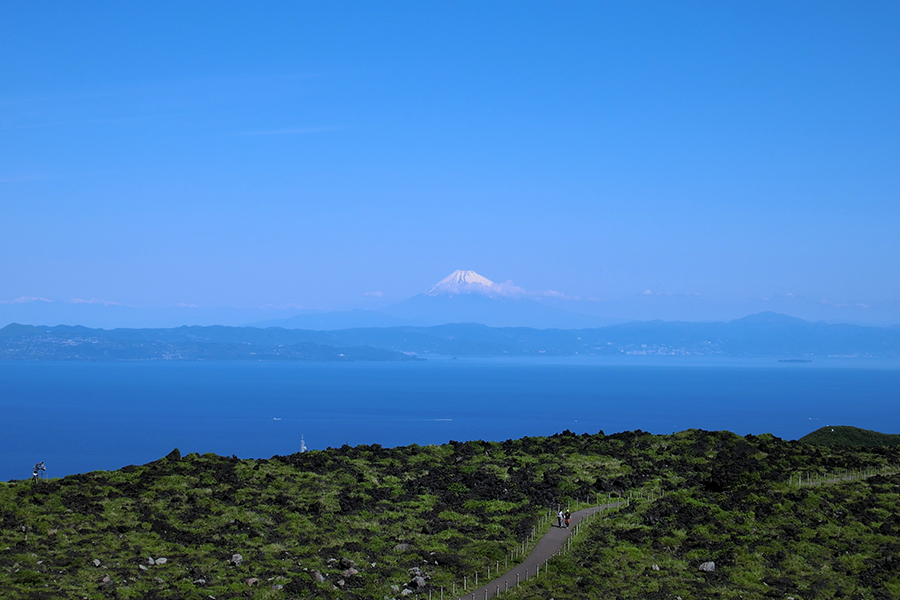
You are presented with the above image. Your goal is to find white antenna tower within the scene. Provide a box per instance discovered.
[300,435,307,453]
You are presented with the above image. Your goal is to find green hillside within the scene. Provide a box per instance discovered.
[800,425,900,447]
[1,430,899,599]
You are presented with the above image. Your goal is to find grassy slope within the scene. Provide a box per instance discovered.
[1,431,899,599]
[512,432,900,600]
[800,425,900,447]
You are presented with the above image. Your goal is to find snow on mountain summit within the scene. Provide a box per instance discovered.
[432,270,493,287]
[425,270,524,297]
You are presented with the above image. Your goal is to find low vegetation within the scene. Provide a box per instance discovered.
[800,425,900,447]
[1,429,898,599]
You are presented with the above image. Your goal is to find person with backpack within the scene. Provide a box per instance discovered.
[557,509,564,528]
[564,509,571,529]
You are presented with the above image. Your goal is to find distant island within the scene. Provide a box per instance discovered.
[2,311,900,361]
[0,323,418,362]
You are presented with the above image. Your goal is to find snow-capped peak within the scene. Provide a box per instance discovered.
[426,270,495,296]
[425,270,527,298]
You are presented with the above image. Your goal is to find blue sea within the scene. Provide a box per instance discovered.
[2,356,899,482]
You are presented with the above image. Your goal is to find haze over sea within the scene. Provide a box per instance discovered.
[3,357,898,482]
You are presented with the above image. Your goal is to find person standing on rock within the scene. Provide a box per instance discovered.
[557,509,563,528]
[564,509,571,529]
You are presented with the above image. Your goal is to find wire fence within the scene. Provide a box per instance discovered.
[425,465,899,600]
[437,486,666,600]
[792,465,898,487]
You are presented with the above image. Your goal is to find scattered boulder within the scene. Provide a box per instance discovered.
[391,584,400,592]
[92,559,101,567]
[343,567,359,578]
[340,557,356,569]
[193,578,206,585]
[153,577,165,584]
[394,543,411,552]
[337,579,346,587]
[98,575,115,591]
[272,584,283,590]
[148,557,155,565]
[408,566,431,589]
[699,561,715,572]
[155,557,168,565]
[139,564,148,572]
[651,564,660,571]
[311,570,326,583]
[400,589,413,597]
[230,553,243,566]
[246,577,259,586]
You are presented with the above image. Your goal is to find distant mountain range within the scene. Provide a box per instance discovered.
[4,271,898,330]
[2,312,898,361]
[0,299,307,330]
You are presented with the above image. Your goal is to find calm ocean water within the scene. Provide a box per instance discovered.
[1,356,898,481]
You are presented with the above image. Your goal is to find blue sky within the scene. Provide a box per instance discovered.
[2,2,898,323]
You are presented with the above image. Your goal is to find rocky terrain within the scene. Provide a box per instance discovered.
[1,429,898,599]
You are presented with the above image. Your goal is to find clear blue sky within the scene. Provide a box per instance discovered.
[2,2,898,322]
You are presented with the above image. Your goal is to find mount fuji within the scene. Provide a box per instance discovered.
[379,270,613,328]
[421,269,546,300]
[424,270,511,297]
[255,270,618,330]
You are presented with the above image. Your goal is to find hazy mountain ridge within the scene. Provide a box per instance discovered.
[252,308,413,330]
[0,300,308,330]
[6,271,899,331]
[3,312,899,360]
[377,292,619,329]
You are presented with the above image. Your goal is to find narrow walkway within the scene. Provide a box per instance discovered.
[453,501,624,600]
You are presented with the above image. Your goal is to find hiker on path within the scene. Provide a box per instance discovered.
[557,509,564,528]
[564,509,571,529]
[32,462,45,483]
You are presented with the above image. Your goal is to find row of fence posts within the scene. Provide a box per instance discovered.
[446,500,616,600]
[793,465,898,488]
[441,485,665,600]
[424,465,900,599]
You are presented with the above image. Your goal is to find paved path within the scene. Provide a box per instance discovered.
[452,502,624,600]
